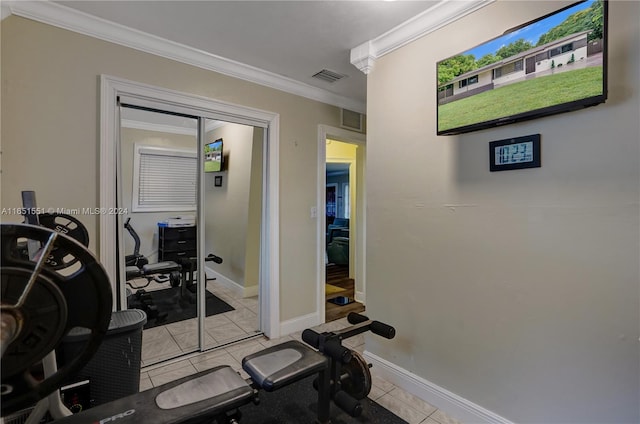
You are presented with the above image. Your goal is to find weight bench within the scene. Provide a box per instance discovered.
[53,340,329,424]
[125,261,182,283]
[126,261,182,323]
[243,340,327,392]
[51,313,392,424]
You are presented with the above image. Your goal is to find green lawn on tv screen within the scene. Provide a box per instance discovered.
[438,66,603,132]
[204,159,221,172]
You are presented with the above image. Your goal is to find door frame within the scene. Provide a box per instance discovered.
[317,125,366,322]
[100,75,281,339]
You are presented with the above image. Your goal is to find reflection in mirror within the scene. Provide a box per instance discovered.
[118,107,263,367]
[202,120,263,349]
[119,106,200,365]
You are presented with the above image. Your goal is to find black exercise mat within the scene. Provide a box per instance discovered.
[130,287,234,329]
[238,375,407,423]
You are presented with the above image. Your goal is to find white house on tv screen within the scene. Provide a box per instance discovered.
[438,30,603,104]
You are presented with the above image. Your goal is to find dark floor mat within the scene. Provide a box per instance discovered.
[238,375,407,423]
[128,287,234,329]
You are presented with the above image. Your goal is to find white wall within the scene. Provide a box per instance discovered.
[365,1,639,423]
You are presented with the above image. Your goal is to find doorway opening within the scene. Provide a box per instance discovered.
[317,126,366,323]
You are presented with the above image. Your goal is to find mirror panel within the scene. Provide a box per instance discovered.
[119,106,200,365]
[202,120,263,348]
[118,107,263,367]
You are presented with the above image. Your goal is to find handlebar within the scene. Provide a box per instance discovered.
[205,254,223,264]
[302,313,395,361]
[302,329,352,363]
[346,313,396,340]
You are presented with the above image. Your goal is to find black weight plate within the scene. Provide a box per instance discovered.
[37,213,89,271]
[37,213,89,246]
[1,267,68,379]
[0,224,112,416]
[341,350,372,400]
[169,270,181,287]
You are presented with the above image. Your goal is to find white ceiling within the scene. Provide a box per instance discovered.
[4,1,492,111]
[52,0,439,105]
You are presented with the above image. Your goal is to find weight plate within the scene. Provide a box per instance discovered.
[341,350,372,400]
[37,214,89,247]
[1,267,68,379]
[0,224,112,416]
[37,213,90,271]
[169,270,181,288]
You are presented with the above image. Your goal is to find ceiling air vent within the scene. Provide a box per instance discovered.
[341,109,364,133]
[312,69,347,83]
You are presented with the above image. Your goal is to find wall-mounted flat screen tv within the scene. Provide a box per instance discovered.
[437,0,607,136]
[204,138,223,172]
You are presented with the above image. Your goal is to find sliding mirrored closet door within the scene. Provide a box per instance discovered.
[117,104,263,366]
[201,120,263,350]
[119,106,202,365]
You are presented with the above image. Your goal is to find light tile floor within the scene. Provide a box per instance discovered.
[133,277,261,366]
[139,311,463,424]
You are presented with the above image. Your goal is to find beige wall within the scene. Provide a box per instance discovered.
[203,122,259,289]
[327,138,357,221]
[245,127,264,290]
[366,1,639,423]
[1,16,341,322]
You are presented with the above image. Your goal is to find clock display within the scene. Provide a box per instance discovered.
[495,141,533,165]
[489,134,540,172]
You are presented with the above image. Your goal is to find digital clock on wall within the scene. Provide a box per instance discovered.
[489,134,541,172]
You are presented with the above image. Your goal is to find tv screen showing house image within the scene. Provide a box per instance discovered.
[437,0,607,135]
[204,138,223,172]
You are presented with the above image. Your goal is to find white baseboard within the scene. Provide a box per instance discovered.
[279,312,321,337]
[363,351,513,424]
[243,284,259,298]
[204,266,259,298]
[354,290,365,304]
[204,266,241,295]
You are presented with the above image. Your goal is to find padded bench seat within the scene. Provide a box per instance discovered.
[155,365,251,412]
[142,261,181,275]
[126,265,142,280]
[242,340,327,391]
[126,261,181,281]
[55,365,254,424]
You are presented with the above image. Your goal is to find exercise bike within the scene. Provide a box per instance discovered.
[124,218,224,324]
[124,217,222,293]
[123,217,185,324]
[124,217,182,287]
[1,223,396,424]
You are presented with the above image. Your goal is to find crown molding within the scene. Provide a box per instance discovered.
[121,117,225,135]
[4,0,366,113]
[120,119,196,136]
[350,41,376,76]
[1,2,11,21]
[351,0,495,74]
